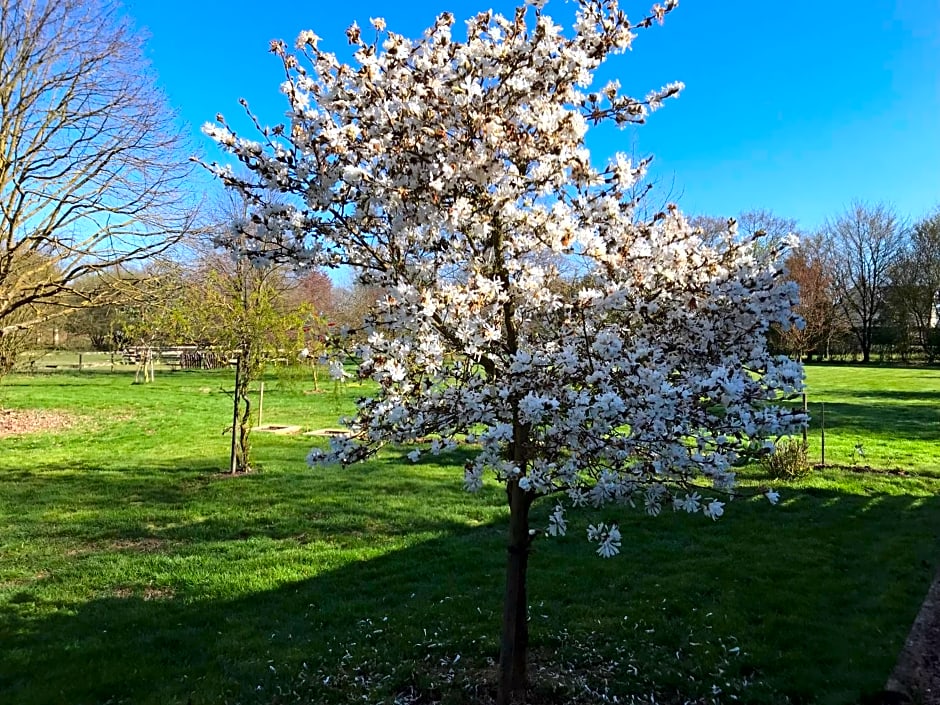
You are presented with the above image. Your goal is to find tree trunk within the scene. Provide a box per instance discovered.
[229,355,241,474]
[237,388,252,472]
[235,356,253,473]
[497,481,533,705]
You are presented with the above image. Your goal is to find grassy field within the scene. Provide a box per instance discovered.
[802,366,940,473]
[0,364,938,705]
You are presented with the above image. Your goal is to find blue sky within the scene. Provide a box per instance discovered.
[125,0,939,232]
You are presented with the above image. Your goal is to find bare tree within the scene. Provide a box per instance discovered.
[738,208,798,247]
[688,214,732,246]
[824,202,908,362]
[689,209,797,250]
[887,209,940,360]
[328,281,384,342]
[0,0,196,344]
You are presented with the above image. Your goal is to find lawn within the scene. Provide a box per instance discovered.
[0,364,938,705]
[802,366,940,474]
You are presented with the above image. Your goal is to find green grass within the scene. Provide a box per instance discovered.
[18,349,122,371]
[0,364,938,704]
[803,365,940,473]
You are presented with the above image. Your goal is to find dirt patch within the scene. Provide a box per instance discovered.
[814,463,911,476]
[305,427,352,437]
[142,585,174,600]
[254,424,303,434]
[112,585,175,601]
[0,407,81,437]
[108,538,166,553]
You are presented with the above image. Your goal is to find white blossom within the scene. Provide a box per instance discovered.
[207,0,803,557]
[588,523,622,558]
[464,465,484,493]
[328,359,347,381]
[295,29,321,49]
[703,500,726,521]
[547,504,567,536]
[674,492,701,514]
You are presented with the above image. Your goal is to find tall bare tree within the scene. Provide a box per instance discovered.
[887,209,940,360]
[0,0,196,345]
[687,214,732,246]
[690,208,797,249]
[738,208,798,246]
[824,202,907,362]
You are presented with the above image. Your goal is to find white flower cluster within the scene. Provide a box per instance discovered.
[207,0,804,552]
[587,522,622,558]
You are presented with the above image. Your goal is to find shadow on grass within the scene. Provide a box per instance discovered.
[824,389,940,403]
[0,376,161,388]
[1,458,227,475]
[804,362,940,371]
[0,458,492,549]
[2,487,939,705]
[806,401,939,441]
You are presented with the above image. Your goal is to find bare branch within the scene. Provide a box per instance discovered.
[0,0,199,341]
[823,201,908,362]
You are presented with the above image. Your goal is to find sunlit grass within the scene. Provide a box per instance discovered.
[0,364,938,704]
[802,364,940,473]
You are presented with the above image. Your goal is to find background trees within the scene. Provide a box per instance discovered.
[823,202,908,363]
[182,249,310,473]
[737,209,799,248]
[887,210,940,360]
[0,0,196,348]
[689,209,797,249]
[775,234,844,360]
[685,205,940,364]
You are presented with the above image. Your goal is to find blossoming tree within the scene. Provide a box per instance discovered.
[205,1,805,701]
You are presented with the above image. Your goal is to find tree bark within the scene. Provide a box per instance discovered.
[229,355,241,474]
[233,352,253,473]
[497,480,533,705]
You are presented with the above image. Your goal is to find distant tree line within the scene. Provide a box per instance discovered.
[693,204,940,364]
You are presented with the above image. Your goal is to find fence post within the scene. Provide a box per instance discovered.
[820,402,826,466]
[802,392,808,446]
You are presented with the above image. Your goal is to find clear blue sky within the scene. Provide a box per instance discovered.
[125,0,940,232]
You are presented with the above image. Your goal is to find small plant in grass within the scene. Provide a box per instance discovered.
[762,437,811,480]
[852,441,866,466]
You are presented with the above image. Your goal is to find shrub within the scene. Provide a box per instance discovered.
[763,437,812,480]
